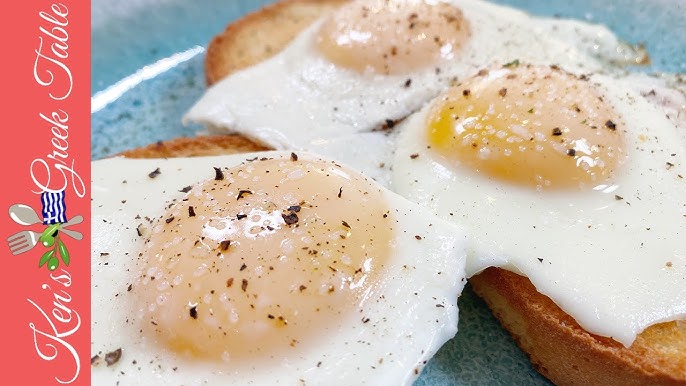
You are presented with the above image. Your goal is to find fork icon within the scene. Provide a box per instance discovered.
[7,230,41,255]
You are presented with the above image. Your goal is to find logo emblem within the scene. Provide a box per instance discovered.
[7,190,82,271]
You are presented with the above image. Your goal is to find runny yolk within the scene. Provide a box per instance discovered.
[427,63,627,190]
[132,156,392,363]
[316,0,470,75]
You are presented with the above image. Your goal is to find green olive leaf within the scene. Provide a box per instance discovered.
[40,224,60,241]
[39,249,55,268]
[57,239,70,266]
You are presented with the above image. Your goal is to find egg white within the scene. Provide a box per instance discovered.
[184,0,644,187]
[91,152,467,385]
[392,71,686,346]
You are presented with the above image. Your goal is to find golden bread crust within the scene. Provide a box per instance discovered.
[117,135,268,158]
[470,267,686,385]
[205,0,348,85]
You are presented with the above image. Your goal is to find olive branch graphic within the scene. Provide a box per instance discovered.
[38,223,71,271]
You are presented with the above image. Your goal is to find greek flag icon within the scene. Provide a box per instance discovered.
[41,190,67,225]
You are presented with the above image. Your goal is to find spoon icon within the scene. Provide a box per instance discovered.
[9,204,41,226]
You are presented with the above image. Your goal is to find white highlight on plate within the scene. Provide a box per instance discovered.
[91,45,205,113]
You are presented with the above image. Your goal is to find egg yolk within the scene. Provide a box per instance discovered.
[316,0,470,75]
[427,63,626,190]
[132,157,392,362]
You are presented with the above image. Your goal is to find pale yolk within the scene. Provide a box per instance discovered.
[427,64,626,190]
[132,157,392,362]
[316,0,470,75]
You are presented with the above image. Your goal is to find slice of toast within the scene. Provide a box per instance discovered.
[469,268,686,386]
[205,0,347,85]
[119,134,267,158]
[193,0,686,384]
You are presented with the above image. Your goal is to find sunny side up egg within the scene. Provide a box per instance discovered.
[184,0,646,187]
[392,62,686,346]
[91,152,468,385]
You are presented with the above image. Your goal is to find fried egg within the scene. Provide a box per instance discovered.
[184,0,645,186]
[392,62,686,346]
[91,151,467,385]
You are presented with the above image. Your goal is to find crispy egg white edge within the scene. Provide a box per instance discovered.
[391,70,686,346]
[91,152,468,385]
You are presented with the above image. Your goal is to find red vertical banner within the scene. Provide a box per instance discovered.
[2,1,90,385]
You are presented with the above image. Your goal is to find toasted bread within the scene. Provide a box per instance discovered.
[470,268,686,386]
[193,0,686,384]
[205,0,347,85]
[118,134,267,158]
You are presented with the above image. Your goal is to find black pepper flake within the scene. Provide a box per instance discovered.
[667,162,675,170]
[165,216,174,224]
[127,284,133,292]
[537,258,544,263]
[552,127,562,136]
[188,206,196,217]
[213,167,224,181]
[179,185,192,193]
[282,212,299,225]
[566,149,576,156]
[219,240,231,251]
[237,213,247,220]
[410,153,419,159]
[227,278,234,287]
[435,304,445,308]
[91,355,100,365]
[240,263,247,271]
[241,279,248,292]
[148,168,161,179]
[342,220,351,228]
[362,317,370,323]
[338,187,343,198]
[288,205,301,212]
[237,190,253,200]
[384,119,396,129]
[605,120,616,131]
[404,78,412,87]
[189,305,198,319]
[290,152,298,161]
[415,235,422,240]
[615,195,624,200]
[462,89,471,97]
[498,88,507,97]
[299,285,307,292]
[136,224,143,237]
[503,59,520,68]
[267,314,275,319]
[105,348,122,366]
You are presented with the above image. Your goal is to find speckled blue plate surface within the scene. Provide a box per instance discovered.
[91,1,685,384]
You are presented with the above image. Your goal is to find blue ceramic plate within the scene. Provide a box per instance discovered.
[91,1,685,384]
